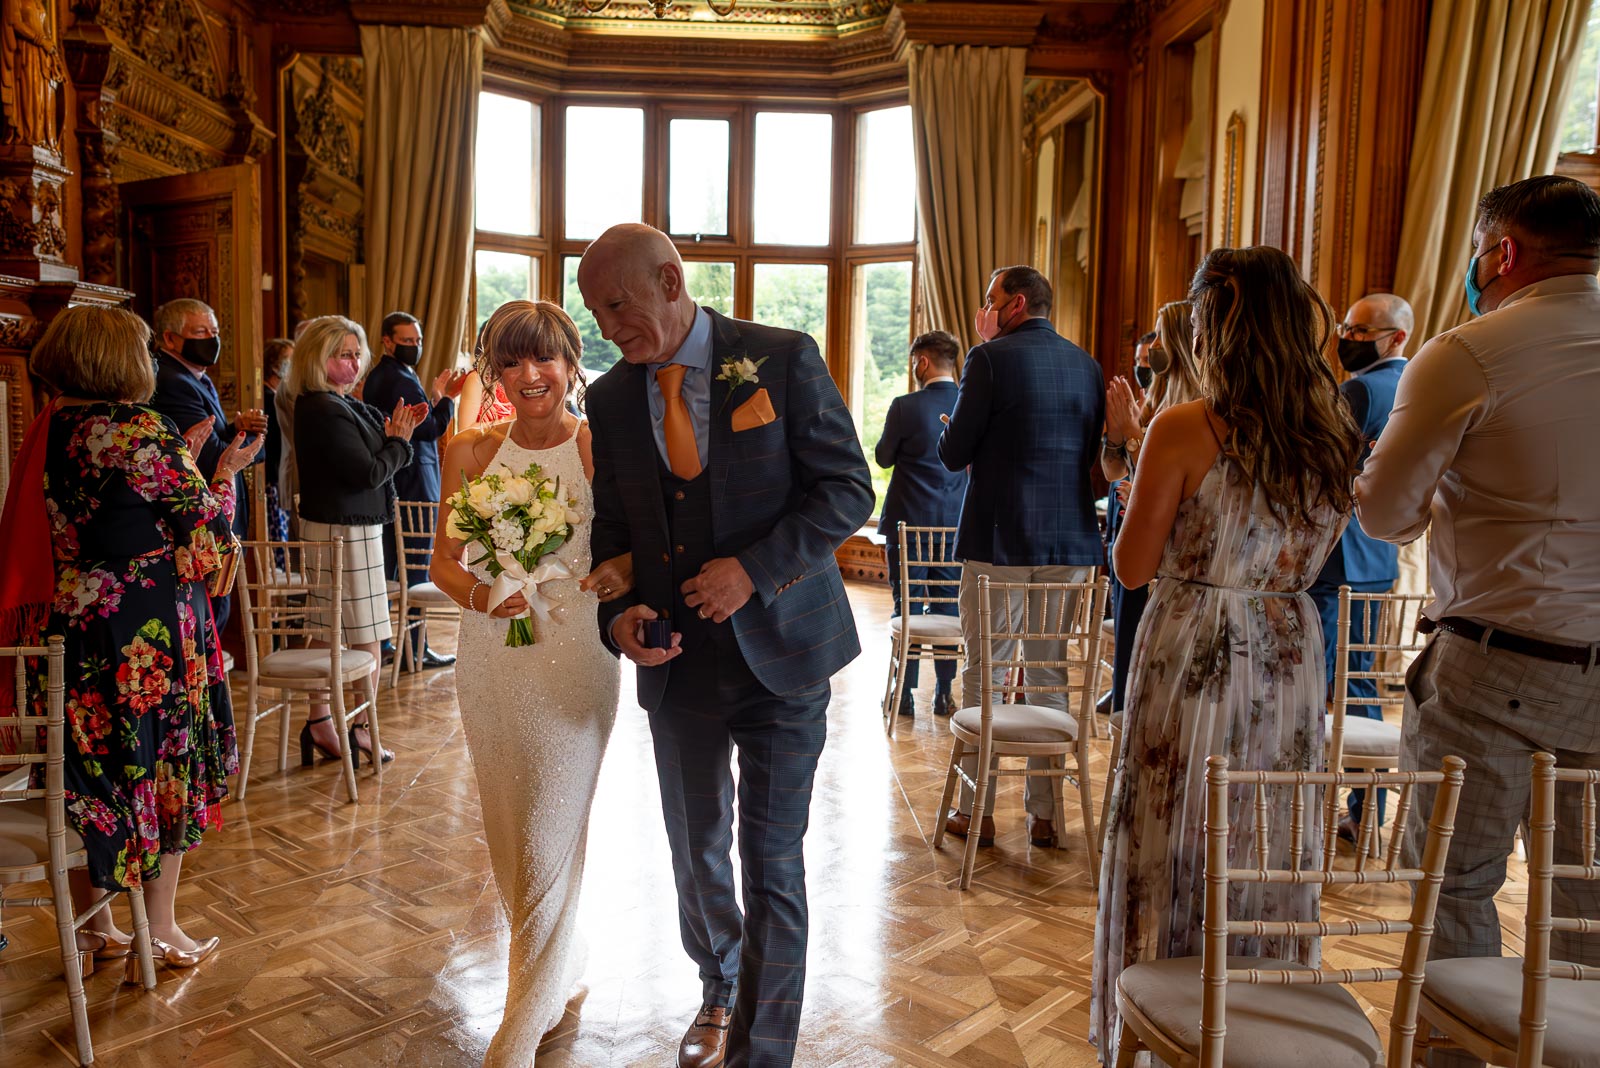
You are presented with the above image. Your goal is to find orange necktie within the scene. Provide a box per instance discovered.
[657,364,702,480]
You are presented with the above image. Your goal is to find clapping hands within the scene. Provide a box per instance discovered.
[215,431,264,482]
[432,368,471,402]
[1105,376,1144,445]
[384,399,430,440]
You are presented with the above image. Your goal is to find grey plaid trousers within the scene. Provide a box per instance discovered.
[1400,629,1600,1068]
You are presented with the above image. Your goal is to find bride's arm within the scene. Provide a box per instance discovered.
[431,428,528,618]
[575,421,635,603]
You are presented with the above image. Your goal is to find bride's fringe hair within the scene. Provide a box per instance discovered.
[1188,246,1360,524]
[473,300,588,414]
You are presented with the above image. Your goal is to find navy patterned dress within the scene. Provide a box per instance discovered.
[30,402,239,891]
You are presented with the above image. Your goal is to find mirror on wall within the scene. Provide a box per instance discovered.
[1024,79,1103,354]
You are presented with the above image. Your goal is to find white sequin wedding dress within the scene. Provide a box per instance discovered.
[453,428,620,1067]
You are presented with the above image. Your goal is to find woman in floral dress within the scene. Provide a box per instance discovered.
[1,305,260,977]
[1091,247,1362,1063]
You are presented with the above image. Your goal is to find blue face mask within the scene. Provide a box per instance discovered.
[1464,251,1489,317]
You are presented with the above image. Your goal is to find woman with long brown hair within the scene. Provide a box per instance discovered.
[1091,247,1361,1064]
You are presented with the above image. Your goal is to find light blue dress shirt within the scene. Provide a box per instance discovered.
[647,306,713,471]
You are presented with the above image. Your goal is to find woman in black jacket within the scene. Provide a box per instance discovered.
[286,315,426,764]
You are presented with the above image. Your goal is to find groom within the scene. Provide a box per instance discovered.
[580,224,873,1068]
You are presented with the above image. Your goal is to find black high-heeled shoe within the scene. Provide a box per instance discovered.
[299,715,342,766]
[348,722,394,766]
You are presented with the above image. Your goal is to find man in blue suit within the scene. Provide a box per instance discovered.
[581,224,872,1068]
[875,329,967,719]
[149,298,267,635]
[1312,292,1412,842]
[361,311,467,669]
[938,265,1105,849]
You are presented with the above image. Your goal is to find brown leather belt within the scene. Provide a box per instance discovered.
[1419,615,1598,668]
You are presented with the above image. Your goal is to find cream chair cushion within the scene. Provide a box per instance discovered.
[1424,956,1600,1068]
[887,614,963,640]
[952,703,1079,744]
[1118,956,1382,1068]
[385,579,402,595]
[1339,716,1401,759]
[258,648,378,679]
[0,798,86,868]
[404,582,458,608]
[221,650,235,674]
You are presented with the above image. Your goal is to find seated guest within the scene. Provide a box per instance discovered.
[938,265,1104,849]
[875,329,967,719]
[0,305,260,977]
[1311,292,1413,844]
[1099,303,1202,717]
[148,298,266,633]
[1357,177,1600,1058]
[361,311,468,670]
[1092,246,1360,1065]
[288,316,426,765]
[262,338,292,542]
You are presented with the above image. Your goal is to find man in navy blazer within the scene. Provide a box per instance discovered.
[938,265,1105,849]
[581,225,872,1068]
[875,329,966,718]
[361,311,467,668]
[148,298,267,634]
[1313,292,1412,841]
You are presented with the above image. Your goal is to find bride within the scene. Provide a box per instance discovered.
[431,300,629,1066]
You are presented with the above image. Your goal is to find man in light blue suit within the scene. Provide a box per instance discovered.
[875,329,966,719]
[1312,292,1413,842]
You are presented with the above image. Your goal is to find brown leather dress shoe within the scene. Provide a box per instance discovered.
[679,1004,732,1068]
[1028,816,1057,848]
[944,810,996,846]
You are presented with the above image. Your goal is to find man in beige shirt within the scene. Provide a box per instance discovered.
[1357,175,1600,1064]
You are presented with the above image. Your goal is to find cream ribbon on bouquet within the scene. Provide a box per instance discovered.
[471,546,573,622]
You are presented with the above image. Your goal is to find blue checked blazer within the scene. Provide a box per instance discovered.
[937,318,1105,566]
[589,308,875,710]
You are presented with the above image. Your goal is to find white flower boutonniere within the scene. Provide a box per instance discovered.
[716,355,768,413]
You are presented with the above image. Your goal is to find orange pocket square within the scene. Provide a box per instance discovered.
[731,388,776,432]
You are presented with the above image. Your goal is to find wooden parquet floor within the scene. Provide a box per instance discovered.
[0,582,1527,1066]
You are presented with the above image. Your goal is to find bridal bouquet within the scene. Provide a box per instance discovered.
[445,461,581,647]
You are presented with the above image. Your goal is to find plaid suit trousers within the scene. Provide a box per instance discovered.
[1400,630,1600,1068]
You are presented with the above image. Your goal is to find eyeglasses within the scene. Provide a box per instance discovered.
[1335,323,1399,339]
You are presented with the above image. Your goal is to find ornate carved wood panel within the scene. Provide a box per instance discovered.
[281,53,363,329]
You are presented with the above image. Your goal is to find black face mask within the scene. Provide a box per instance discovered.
[1337,337,1384,373]
[1133,365,1155,390]
[181,336,222,367]
[393,343,422,367]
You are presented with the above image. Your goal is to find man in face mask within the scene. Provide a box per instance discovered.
[938,265,1105,850]
[1356,177,1600,1064]
[363,310,469,669]
[149,297,267,633]
[1310,292,1414,847]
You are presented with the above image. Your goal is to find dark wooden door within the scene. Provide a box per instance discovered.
[121,164,266,539]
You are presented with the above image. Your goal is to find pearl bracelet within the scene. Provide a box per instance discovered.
[469,579,486,613]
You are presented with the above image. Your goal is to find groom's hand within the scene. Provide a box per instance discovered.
[681,557,754,624]
[611,604,682,667]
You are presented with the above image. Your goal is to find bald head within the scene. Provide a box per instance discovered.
[1342,292,1414,359]
[577,223,696,365]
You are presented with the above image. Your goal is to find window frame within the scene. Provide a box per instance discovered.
[471,83,916,415]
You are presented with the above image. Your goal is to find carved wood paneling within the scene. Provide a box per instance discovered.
[282,54,364,327]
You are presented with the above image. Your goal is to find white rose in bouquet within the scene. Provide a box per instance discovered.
[445,509,472,541]
[501,477,534,506]
[467,480,498,518]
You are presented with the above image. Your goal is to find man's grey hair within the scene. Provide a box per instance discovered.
[153,298,216,339]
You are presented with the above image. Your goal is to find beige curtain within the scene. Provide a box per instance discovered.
[908,45,1028,353]
[1393,0,1594,345]
[360,24,482,381]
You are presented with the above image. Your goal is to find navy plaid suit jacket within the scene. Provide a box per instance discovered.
[937,318,1105,566]
[589,309,875,710]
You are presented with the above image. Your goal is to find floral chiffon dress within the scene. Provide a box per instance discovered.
[1091,452,1347,1064]
[29,403,239,891]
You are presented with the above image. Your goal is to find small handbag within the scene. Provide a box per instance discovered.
[207,534,242,599]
